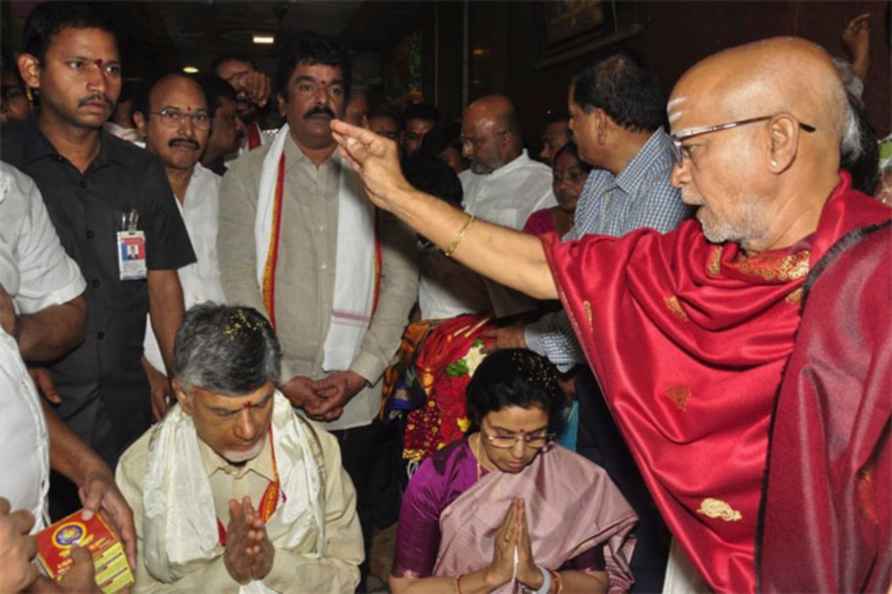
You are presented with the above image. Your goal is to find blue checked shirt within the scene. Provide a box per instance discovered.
[525,128,691,368]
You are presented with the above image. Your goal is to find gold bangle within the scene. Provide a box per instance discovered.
[444,214,475,258]
[455,573,465,594]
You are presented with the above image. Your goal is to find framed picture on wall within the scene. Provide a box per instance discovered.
[532,0,642,69]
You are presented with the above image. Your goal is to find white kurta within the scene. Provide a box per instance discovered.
[143,163,226,373]
[459,150,556,317]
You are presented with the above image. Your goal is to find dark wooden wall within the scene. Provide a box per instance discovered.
[427,1,890,151]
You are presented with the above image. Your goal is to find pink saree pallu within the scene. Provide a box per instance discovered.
[433,445,638,593]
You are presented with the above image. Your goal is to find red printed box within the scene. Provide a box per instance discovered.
[35,510,134,593]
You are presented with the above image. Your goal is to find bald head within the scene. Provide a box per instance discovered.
[670,37,848,164]
[668,37,852,253]
[466,95,521,136]
[149,74,205,108]
[462,94,522,174]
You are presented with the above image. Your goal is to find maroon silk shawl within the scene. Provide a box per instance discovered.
[759,221,892,593]
[433,445,638,594]
[541,173,892,594]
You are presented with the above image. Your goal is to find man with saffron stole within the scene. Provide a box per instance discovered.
[391,350,637,594]
[329,36,892,594]
[116,305,363,593]
[217,33,417,590]
[758,221,892,593]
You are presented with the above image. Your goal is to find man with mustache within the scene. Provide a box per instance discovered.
[217,32,417,592]
[132,73,226,411]
[0,1,195,519]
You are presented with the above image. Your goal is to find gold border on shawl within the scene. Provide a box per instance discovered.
[728,250,811,282]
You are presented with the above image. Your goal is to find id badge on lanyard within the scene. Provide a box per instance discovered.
[116,208,147,281]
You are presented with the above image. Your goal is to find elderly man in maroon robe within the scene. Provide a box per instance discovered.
[329,37,891,594]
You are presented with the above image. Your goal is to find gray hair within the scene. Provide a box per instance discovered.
[829,57,864,163]
[832,57,864,100]
[172,303,281,396]
[840,91,864,163]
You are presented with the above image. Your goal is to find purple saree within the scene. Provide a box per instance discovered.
[394,438,638,593]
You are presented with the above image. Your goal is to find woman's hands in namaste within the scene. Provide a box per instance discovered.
[486,498,545,590]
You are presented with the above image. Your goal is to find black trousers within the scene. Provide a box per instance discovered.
[332,419,402,592]
[575,368,671,594]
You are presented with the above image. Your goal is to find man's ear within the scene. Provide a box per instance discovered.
[766,114,800,173]
[172,380,194,416]
[132,111,147,138]
[17,53,40,94]
[594,108,609,145]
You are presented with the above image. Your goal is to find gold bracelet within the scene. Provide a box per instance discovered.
[443,214,475,257]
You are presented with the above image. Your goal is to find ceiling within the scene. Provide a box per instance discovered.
[4,1,428,80]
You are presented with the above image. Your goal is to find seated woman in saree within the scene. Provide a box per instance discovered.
[390,349,638,594]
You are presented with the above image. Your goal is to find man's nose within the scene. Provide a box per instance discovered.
[671,158,690,188]
[314,85,335,106]
[85,63,108,94]
[235,409,257,441]
[177,115,197,135]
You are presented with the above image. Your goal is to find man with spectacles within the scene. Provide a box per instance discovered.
[459,94,557,317]
[330,35,892,594]
[0,1,195,520]
[133,73,227,419]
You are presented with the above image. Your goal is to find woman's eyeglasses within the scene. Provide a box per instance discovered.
[481,427,554,450]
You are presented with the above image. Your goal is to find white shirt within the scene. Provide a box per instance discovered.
[0,163,83,531]
[459,150,556,317]
[0,162,87,315]
[417,247,490,320]
[144,164,226,373]
[0,328,49,530]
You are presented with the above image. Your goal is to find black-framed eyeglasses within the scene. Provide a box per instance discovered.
[481,426,555,450]
[669,115,816,164]
[150,108,211,129]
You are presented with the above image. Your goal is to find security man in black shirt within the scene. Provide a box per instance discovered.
[1,2,196,518]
